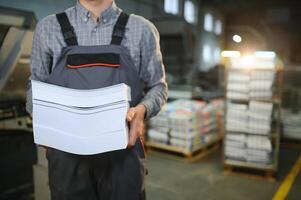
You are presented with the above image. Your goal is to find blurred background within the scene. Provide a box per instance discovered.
[0,0,301,199]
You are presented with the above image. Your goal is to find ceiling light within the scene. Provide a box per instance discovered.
[232,34,242,43]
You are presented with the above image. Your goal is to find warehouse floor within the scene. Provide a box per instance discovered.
[1,131,301,200]
[145,148,301,200]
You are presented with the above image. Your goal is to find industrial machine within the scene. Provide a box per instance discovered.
[0,6,37,199]
[0,6,36,131]
[154,22,223,100]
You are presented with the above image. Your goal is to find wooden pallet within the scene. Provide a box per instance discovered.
[146,135,222,163]
[224,162,276,181]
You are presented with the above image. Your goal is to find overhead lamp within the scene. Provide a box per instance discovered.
[221,50,241,58]
[232,34,242,43]
[254,51,276,58]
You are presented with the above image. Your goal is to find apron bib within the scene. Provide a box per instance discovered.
[45,12,146,200]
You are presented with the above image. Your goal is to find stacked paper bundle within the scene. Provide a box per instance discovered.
[148,99,223,151]
[246,136,272,164]
[225,134,272,164]
[32,80,131,155]
[226,101,273,135]
[227,70,275,100]
[250,70,275,99]
[225,134,246,161]
[226,103,248,132]
[248,101,273,135]
[282,110,301,140]
[227,70,250,100]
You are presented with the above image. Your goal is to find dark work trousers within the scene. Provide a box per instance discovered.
[47,146,146,200]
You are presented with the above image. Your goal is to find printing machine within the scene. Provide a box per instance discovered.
[0,6,36,132]
[0,6,37,198]
[154,17,223,101]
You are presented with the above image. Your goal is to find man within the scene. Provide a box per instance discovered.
[26,0,168,199]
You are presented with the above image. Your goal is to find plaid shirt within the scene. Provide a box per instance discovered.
[26,1,167,119]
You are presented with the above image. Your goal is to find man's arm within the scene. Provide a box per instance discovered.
[127,19,168,146]
[138,20,168,119]
[26,20,53,114]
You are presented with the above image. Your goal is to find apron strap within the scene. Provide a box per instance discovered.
[56,12,78,46]
[111,12,129,45]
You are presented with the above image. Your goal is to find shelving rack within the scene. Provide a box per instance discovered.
[222,55,283,177]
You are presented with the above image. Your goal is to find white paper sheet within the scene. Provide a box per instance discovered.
[32,80,131,155]
[31,80,131,108]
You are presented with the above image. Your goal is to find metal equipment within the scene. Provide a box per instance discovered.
[0,7,36,131]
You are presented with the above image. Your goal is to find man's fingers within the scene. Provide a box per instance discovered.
[126,108,136,122]
[127,106,145,147]
[128,121,137,146]
[128,134,137,147]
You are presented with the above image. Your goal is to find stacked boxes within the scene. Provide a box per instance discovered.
[148,99,224,152]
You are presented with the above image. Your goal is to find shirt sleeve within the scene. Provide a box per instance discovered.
[138,20,168,119]
[26,20,53,113]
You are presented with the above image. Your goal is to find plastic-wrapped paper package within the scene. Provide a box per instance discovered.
[250,80,273,91]
[227,91,249,100]
[147,128,169,143]
[246,148,272,164]
[246,135,272,152]
[248,101,273,135]
[227,83,249,93]
[228,71,250,82]
[250,70,275,81]
[225,146,246,160]
[282,110,301,140]
[249,71,275,100]
[147,99,223,151]
[226,103,249,132]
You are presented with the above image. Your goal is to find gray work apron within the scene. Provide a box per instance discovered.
[44,12,146,200]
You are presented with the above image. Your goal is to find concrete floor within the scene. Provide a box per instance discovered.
[1,131,300,200]
[145,148,301,200]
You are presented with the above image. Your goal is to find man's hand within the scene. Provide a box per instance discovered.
[126,104,146,147]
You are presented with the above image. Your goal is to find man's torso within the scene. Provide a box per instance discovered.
[39,2,149,76]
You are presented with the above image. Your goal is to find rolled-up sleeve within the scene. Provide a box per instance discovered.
[138,21,168,119]
[26,20,53,113]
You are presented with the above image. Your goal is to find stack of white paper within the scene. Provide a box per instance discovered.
[249,70,275,99]
[148,99,223,151]
[282,110,301,140]
[225,133,246,160]
[226,70,275,100]
[226,103,249,132]
[245,135,272,164]
[246,135,272,152]
[248,101,273,135]
[31,80,131,155]
[227,71,250,100]
[225,133,272,164]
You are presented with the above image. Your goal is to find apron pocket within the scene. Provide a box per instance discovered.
[66,53,120,69]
